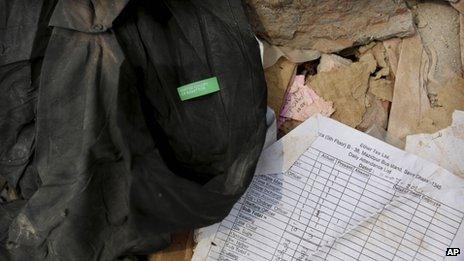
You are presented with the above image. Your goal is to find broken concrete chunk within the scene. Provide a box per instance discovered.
[389,2,464,140]
[461,14,464,69]
[416,76,464,133]
[357,93,389,132]
[309,55,376,127]
[357,42,377,55]
[390,35,464,139]
[246,0,415,53]
[382,38,402,78]
[358,52,378,74]
[451,1,464,14]
[414,1,463,102]
[388,35,431,140]
[358,42,391,79]
[317,54,352,73]
[369,78,393,101]
[264,57,297,117]
[371,43,390,79]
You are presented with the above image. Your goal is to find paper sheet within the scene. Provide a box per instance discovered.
[406,110,464,177]
[192,115,464,261]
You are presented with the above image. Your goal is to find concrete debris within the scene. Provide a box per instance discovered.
[357,93,389,132]
[246,0,415,53]
[382,38,402,78]
[369,78,393,102]
[317,54,352,73]
[358,52,378,73]
[389,36,464,140]
[388,35,431,140]
[389,1,464,140]
[412,1,463,104]
[264,57,297,117]
[309,53,376,127]
[416,76,464,133]
[371,43,390,79]
[261,0,464,176]
[357,42,390,79]
[451,0,464,13]
[357,42,377,55]
[461,14,464,69]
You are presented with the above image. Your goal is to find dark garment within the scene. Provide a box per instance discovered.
[0,0,267,260]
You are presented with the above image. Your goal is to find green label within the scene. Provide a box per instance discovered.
[177,77,220,101]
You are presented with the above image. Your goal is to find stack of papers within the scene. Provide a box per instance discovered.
[193,115,464,261]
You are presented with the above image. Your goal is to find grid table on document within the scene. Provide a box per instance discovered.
[205,147,464,261]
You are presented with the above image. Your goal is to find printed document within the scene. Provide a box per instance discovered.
[193,115,464,261]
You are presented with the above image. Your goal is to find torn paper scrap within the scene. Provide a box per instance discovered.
[406,110,464,178]
[192,115,464,261]
[279,75,335,123]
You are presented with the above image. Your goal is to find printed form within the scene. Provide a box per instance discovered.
[192,116,464,261]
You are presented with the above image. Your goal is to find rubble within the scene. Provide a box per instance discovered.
[416,76,464,133]
[451,0,464,13]
[412,1,462,102]
[361,42,390,79]
[382,38,402,78]
[317,54,352,73]
[246,0,415,53]
[388,35,431,140]
[369,78,393,102]
[389,1,464,140]
[461,15,464,68]
[264,57,297,117]
[254,1,464,142]
[308,53,376,127]
[357,93,389,131]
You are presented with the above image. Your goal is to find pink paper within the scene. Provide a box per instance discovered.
[279,75,334,126]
